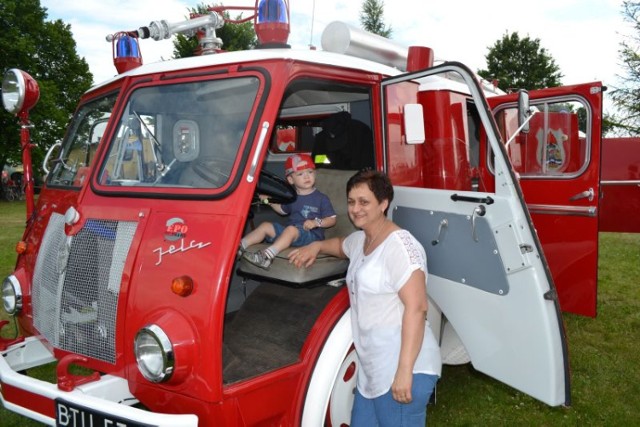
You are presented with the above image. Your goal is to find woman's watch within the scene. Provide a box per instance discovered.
[315,217,323,227]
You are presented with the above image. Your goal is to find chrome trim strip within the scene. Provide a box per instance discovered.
[601,180,640,186]
[247,121,270,183]
[527,204,597,217]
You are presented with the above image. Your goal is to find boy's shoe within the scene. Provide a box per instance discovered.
[242,250,273,269]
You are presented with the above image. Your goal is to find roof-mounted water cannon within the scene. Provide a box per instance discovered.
[106,12,225,73]
[105,1,290,72]
[135,13,225,54]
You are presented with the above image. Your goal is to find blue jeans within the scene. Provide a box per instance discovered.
[351,373,438,427]
[265,223,319,247]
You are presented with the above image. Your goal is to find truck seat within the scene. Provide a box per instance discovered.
[237,168,356,287]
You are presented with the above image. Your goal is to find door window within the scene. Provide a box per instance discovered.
[495,99,591,178]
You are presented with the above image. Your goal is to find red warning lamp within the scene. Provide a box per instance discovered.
[255,0,290,47]
[111,32,143,74]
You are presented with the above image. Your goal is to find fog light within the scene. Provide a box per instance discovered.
[134,324,174,382]
[2,275,23,315]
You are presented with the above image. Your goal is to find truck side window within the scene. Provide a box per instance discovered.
[495,99,590,178]
[47,93,118,188]
[271,79,375,173]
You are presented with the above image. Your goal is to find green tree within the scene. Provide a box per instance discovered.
[360,0,392,38]
[173,3,257,58]
[0,0,93,180]
[610,1,640,135]
[478,31,563,92]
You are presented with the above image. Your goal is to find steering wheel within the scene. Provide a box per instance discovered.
[255,168,297,205]
[191,157,234,187]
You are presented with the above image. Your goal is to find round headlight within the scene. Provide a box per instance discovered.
[2,68,40,115]
[2,275,23,315]
[134,324,174,383]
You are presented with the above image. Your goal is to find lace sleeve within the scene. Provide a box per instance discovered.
[386,230,427,292]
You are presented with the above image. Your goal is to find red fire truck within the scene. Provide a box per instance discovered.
[599,137,640,233]
[0,1,615,425]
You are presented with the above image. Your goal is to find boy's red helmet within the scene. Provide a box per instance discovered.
[284,153,315,176]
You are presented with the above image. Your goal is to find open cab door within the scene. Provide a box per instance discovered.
[489,83,603,317]
[380,62,570,406]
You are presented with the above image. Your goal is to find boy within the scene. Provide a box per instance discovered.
[241,154,336,269]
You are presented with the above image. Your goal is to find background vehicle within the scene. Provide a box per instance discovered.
[0,1,610,425]
[599,137,640,233]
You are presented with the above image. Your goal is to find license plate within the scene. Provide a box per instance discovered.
[55,398,154,427]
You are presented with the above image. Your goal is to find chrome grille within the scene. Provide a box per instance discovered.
[32,214,137,363]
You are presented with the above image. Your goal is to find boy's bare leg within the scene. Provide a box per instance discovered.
[241,222,276,248]
[242,225,299,269]
[268,225,300,254]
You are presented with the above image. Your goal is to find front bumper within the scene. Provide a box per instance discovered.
[1,336,198,426]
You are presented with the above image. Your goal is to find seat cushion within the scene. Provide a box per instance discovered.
[238,243,350,287]
[237,169,356,286]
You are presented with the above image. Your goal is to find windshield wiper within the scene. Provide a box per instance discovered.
[131,110,168,178]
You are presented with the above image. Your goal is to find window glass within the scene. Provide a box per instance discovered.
[47,93,118,187]
[495,99,590,177]
[99,76,260,190]
[267,79,374,173]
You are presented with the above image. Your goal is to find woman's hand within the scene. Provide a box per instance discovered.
[391,368,414,404]
[288,242,321,268]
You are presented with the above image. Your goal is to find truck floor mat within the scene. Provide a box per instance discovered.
[223,283,342,383]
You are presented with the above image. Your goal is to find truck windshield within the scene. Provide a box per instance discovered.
[98,76,260,190]
[47,93,118,187]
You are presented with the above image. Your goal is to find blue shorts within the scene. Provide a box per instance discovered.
[265,222,320,247]
[350,373,438,427]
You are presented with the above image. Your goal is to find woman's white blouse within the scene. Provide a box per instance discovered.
[342,229,442,399]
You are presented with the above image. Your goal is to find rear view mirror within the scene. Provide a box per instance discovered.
[517,89,531,134]
[403,104,425,144]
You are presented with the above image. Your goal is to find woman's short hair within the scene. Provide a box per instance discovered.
[346,169,394,212]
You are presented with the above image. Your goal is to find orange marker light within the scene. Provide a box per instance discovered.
[171,276,194,297]
[15,241,27,254]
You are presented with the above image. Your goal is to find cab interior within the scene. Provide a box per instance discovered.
[222,79,375,384]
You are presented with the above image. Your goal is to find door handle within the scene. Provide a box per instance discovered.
[569,188,594,202]
[431,219,448,245]
[471,205,486,242]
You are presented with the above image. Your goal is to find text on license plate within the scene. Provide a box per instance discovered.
[55,398,153,427]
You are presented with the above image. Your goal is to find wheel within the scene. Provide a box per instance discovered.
[326,346,358,426]
[255,168,297,205]
[301,311,355,427]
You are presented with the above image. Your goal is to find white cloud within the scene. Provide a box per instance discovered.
[41,0,629,103]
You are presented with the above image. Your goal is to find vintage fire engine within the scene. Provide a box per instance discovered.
[0,0,613,425]
[599,137,640,233]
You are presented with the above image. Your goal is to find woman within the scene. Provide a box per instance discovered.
[289,170,441,426]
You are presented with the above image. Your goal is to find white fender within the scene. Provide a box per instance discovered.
[301,310,353,427]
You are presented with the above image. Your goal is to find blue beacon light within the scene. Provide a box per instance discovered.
[254,0,290,47]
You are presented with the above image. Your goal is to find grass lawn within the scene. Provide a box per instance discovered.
[1,200,639,426]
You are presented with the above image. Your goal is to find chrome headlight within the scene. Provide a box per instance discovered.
[2,68,40,115]
[134,324,174,383]
[2,275,23,315]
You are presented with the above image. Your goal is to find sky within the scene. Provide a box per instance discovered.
[41,0,631,114]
